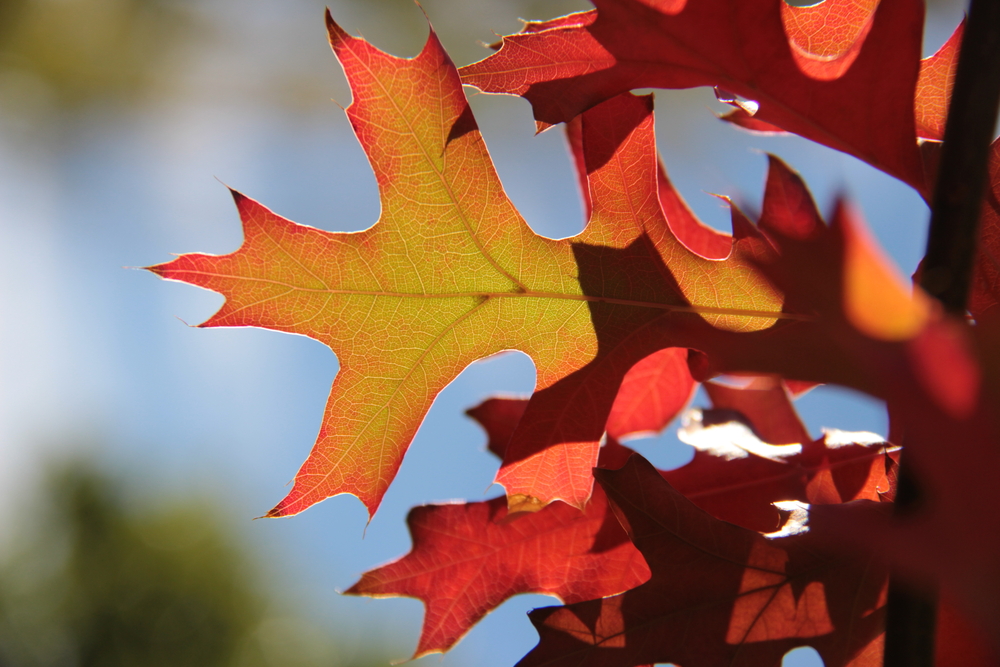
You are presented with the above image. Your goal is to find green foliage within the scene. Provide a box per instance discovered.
[0,0,194,108]
[0,461,393,667]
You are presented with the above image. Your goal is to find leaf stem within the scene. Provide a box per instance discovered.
[919,0,1000,312]
[886,0,1000,664]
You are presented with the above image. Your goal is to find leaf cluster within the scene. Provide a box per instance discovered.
[149,1,1000,665]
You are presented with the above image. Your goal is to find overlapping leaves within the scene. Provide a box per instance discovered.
[349,379,895,658]
[148,1,1000,665]
[460,0,928,192]
[150,13,785,517]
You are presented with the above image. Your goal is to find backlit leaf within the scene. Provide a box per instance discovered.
[461,0,927,193]
[150,32,785,516]
[518,455,888,667]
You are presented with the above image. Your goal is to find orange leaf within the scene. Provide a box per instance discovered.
[149,18,785,518]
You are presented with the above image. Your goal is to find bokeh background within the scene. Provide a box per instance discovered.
[0,0,968,665]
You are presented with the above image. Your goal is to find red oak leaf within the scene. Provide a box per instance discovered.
[698,375,894,506]
[345,487,649,658]
[518,455,889,667]
[662,435,806,533]
[348,399,649,656]
[346,398,888,657]
[466,355,695,452]
[675,409,891,532]
[461,0,927,193]
[759,155,826,244]
[671,197,936,393]
[483,377,890,538]
[662,158,1000,644]
[466,397,530,460]
[151,21,790,518]
[564,113,733,260]
[349,378,891,657]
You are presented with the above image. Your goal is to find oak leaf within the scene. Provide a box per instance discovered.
[345,413,649,657]
[149,17,786,517]
[702,376,811,446]
[563,112,733,260]
[810,313,1000,647]
[460,0,928,193]
[669,194,937,392]
[675,379,892,533]
[605,347,694,439]
[349,382,894,657]
[518,455,889,667]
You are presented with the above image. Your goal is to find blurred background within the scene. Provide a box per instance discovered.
[0,0,967,665]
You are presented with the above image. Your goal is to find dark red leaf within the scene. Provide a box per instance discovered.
[970,138,1000,320]
[461,0,927,192]
[517,455,888,667]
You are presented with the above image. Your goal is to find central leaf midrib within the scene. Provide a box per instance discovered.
[179,268,802,321]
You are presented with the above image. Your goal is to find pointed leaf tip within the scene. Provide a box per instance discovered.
[728,204,758,241]
[324,8,348,46]
[145,265,166,278]
[761,154,825,241]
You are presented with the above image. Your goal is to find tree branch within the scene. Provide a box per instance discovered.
[885,0,1000,664]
